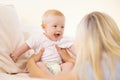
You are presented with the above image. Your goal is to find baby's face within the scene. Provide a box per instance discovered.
[43,15,65,41]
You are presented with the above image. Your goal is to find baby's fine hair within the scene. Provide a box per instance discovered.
[42,9,64,24]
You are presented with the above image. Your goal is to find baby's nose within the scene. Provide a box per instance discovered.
[57,27,63,31]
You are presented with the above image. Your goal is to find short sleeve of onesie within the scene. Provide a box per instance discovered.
[57,36,74,48]
[25,34,42,53]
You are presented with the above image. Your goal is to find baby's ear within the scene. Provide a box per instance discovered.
[41,23,46,29]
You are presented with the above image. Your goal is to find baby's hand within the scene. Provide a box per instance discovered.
[9,53,18,63]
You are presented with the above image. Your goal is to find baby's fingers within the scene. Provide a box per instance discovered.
[9,53,17,63]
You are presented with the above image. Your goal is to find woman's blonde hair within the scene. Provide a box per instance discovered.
[73,11,120,80]
[42,9,64,25]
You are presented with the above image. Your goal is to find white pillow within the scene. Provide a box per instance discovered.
[0,4,28,73]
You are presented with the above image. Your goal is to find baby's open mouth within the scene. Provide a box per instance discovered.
[54,33,61,38]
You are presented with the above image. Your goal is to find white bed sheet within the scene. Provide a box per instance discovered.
[0,73,47,80]
[0,4,47,80]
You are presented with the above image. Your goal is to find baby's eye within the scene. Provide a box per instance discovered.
[61,26,64,28]
[53,25,57,28]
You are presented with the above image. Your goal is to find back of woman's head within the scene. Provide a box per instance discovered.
[74,11,120,80]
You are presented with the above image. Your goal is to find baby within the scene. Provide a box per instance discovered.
[10,9,76,75]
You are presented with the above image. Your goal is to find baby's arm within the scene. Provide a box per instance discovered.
[66,45,76,63]
[68,45,76,57]
[10,43,30,62]
[56,45,75,64]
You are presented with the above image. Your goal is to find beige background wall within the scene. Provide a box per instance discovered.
[0,0,120,38]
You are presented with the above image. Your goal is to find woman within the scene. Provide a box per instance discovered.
[26,11,120,80]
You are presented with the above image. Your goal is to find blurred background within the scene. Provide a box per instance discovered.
[0,0,120,38]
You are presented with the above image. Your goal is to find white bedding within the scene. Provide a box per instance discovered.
[0,4,46,80]
[0,73,46,80]
[0,4,27,73]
